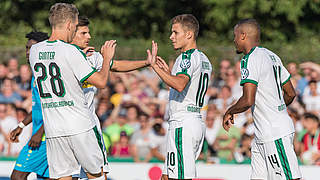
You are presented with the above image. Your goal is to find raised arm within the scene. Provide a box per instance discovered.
[282,80,296,106]
[86,40,116,88]
[149,41,189,92]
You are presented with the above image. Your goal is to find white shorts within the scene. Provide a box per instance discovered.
[79,126,110,178]
[46,127,105,179]
[251,133,302,180]
[163,115,205,179]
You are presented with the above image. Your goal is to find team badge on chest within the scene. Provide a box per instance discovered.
[180,56,191,70]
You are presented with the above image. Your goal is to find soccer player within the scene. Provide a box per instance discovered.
[10,31,49,180]
[29,3,115,180]
[149,14,212,180]
[71,16,154,178]
[223,19,302,180]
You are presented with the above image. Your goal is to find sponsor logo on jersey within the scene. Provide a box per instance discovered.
[241,68,249,80]
[202,61,210,70]
[180,57,191,70]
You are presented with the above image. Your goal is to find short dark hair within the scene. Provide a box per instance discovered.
[308,80,317,85]
[303,112,319,123]
[236,18,260,41]
[171,14,199,39]
[77,16,90,27]
[25,31,49,42]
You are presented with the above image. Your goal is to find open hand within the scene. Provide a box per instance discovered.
[101,40,117,62]
[147,40,158,66]
[156,56,170,73]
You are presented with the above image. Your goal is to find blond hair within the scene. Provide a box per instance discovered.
[49,3,78,28]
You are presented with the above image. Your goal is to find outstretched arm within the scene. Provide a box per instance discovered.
[223,83,257,131]
[86,40,116,88]
[111,60,149,72]
[148,41,189,92]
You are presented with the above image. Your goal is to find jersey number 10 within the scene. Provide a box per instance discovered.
[196,72,209,107]
[34,62,65,98]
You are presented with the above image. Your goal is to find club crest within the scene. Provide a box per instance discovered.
[180,58,191,70]
[241,68,249,79]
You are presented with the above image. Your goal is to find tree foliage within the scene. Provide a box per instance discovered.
[0,0,320,63]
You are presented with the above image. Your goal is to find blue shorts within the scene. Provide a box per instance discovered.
[14,141,49,178]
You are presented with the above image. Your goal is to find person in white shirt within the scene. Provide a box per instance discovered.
[223,19,301,180]
[29,3,116,180]
[149,14,213,180]
[302,80,320,115]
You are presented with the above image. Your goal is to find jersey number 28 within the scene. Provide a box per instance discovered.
[34,62,65,98]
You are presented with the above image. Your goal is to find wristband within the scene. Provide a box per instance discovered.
[18,122,25,129]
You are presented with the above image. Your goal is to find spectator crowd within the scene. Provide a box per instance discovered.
[0,56,320,166]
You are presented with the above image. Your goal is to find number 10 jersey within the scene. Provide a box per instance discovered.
[29,40,97,138]
[169,49,212,121]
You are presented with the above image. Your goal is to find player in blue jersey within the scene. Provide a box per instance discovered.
[10,31,50,180]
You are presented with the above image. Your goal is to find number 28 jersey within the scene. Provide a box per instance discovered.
[169,49,212,120]
[240,46,295,143]
[29,40,97,138]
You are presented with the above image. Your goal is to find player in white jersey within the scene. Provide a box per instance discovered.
[71,16,156,178]
[223,19,301,180]
[149,14,212,180]
[29,3,116,180]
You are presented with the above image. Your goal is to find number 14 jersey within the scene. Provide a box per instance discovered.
[240,46,295,143]
[169,49,212,121]
[29,40,97,138]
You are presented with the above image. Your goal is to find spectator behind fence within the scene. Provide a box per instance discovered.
[0,103,18,156]
[0,78,22,105]
[302,81,320,116]
[149,123,166,162]
[300,113,320,165]
[111,131,131,157]
[130,113,152,162]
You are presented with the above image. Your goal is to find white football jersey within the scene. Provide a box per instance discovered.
[240,46,295,143]
[169,49,212,120]
[81,51,113,133]
[29,40,97,138]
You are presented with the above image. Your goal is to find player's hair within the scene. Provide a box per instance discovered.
[171,14,199,39]
[236,18,260,41]
[77,16,90,27]
[49,3,79,28]
[25,31,49,42]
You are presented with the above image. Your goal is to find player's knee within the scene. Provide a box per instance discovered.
[10,170,29,180]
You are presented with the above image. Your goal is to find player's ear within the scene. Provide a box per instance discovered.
[66,20,71,31]
[186,31,193,40]
[241,32,246,40]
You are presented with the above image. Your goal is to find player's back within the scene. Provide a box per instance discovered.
[169,49,212,120]
[29,40,96,138]
[240,47,294,143]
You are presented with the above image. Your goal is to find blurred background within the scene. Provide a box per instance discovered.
[0,0,320,179]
